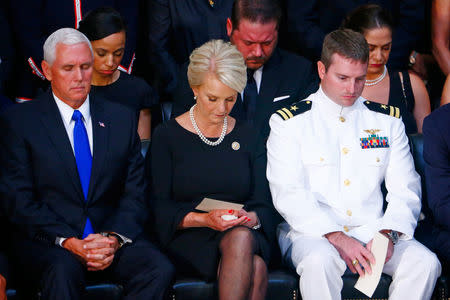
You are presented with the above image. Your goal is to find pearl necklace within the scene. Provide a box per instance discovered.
[189,104,227,146]
[365,65,387,86]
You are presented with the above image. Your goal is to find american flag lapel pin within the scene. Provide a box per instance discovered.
[98,122,105,127]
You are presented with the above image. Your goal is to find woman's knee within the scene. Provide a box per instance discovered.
[220,227,255,254]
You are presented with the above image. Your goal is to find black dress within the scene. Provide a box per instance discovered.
[388,69,418,134]
[90,72,158,119]
[149,119,276,280]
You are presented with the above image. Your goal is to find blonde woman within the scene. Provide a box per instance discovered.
[149,40,276,300]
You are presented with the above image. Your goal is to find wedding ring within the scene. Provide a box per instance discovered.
[352,259,359,266]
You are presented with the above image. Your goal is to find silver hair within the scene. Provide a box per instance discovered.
[188,39,247,92]
[43,28,93,65]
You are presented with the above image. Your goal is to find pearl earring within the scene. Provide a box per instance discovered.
[194,96,197,100]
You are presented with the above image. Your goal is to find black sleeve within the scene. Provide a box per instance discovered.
[171,62,194,118]
[149,124,199,246]
[146,0,180,95]
[0,251,7,283]
[285,0,324,62]
[140,78,160,109]
[244,133,277,246]
[423,114,450,232]
[101,108,148,240]
[388,0,425,69]
[10,0,46,80]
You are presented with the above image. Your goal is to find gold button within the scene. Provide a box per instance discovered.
[342,147,349,155]
[344,179,350,186]
[339,116,346,122]
[376,157,380,162]
[320,157,324,162]
[347,210,352,216]
[344,226,349,232]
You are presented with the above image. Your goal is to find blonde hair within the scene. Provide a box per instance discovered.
[188,39,247,92]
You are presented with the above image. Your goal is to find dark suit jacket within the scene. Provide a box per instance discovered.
[423,103,450,263]
[171,48,319,138]
[280,0,425,69]
[0,91,147,245]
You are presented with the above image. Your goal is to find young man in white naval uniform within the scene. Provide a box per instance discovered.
[267,29,441,300]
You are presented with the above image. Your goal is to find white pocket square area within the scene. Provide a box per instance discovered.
[273,95,290,102]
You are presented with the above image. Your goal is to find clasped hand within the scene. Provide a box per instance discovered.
[326,231,394,277]
[205,209,258,231]
[63,233,119,271]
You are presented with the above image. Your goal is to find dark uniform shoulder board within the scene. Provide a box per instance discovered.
[363,100,401,119]
[274,100,312,121]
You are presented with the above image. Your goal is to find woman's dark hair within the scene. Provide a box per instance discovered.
[341,4,393,35]
[78,7,126,41]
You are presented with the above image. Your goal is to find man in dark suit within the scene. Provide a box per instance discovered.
[0,28,174,300]
[8,0,140,103]
[280,0,425,70]
[423,103,450,271]
[171,0,319,138]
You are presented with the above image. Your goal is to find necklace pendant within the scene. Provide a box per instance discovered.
[209,0,214,7]
[339,116,346,123]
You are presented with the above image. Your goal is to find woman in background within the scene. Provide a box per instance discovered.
[343,4,430,133]
[79,7,157,139]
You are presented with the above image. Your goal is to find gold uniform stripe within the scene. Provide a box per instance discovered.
[281,107,294,119]
[389,106,395,117]
[395,107,400,118]
[276,109,289,120]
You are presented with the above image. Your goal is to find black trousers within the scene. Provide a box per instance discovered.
[13,236,174,300]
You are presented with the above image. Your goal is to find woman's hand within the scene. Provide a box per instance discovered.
[237,209,259,228]
[204,209,249,231]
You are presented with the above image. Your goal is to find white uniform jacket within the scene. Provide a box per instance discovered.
[267,87,421,246]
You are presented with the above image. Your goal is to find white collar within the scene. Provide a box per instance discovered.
[53,93,91,125]
[314,85,363,118]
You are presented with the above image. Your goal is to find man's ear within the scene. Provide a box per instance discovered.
[41,60,52,81]
[226,18,233,38]
[317,61,326,80]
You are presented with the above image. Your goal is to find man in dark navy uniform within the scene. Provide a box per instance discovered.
[423,103,450,272]
[9,0,140,102]
[172,0,319,138]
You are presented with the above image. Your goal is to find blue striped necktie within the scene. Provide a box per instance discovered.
[72,110,94,238]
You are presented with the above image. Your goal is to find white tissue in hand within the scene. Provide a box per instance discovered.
[221,215,238,221]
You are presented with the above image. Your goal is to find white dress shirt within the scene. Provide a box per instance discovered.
[53,93,93,155]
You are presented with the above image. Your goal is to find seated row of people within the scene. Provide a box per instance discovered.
[0,1,447,300]
[0,28,446,300]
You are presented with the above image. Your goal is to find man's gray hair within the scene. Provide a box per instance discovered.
[43,28,93,65]
[188,39,247,92]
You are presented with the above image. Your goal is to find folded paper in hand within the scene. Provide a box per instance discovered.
[354,232,389,297]
[196,198,244,212]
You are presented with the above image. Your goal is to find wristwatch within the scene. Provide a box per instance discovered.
[381,230,399,245]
